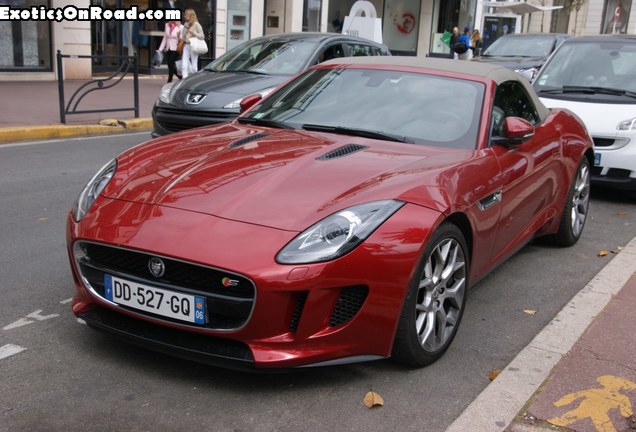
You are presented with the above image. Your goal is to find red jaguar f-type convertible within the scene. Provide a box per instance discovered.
[67,57,593,370]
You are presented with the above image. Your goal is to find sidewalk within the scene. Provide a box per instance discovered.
[2,78,636,432]
[447,235,636,432]
[0,76,166,143]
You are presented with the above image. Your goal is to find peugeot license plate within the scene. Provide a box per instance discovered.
[104,274,206,325]
[594,152,601,166]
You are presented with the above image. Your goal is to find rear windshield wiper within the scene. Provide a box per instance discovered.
[237,117,295,129]
[539,86,636,98]
[301,124,413,143]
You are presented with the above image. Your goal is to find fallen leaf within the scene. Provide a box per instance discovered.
[37,217,48,221]
[488,369,501,381]
[617,210,627,216]
[363,391,384,408]
[598,250,609,257]
[523,309,537,316]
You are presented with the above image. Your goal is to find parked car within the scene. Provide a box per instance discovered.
[151,32,391,137]
[533,35,636,191]
[472,33,569,81]
[68,57,593,371]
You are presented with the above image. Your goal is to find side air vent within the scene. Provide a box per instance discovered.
[228,133,270,148]
[289,291,308,332]
[329,286,368,327]
[316,144,368,160]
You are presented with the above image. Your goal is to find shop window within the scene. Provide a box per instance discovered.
[303,0,321,32]
[602,0,631,34]
[0,0,52,71]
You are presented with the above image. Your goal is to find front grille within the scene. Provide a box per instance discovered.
[591,167,632,179]
[592,137,615,147]
[155,107,237,133]
[329,286,368,327]
[76,242,255,330]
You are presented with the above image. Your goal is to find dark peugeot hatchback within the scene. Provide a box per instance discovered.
[152,32,391,136]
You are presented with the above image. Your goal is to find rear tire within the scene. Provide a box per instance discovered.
[392,222,469,367]
[553,157,591,246]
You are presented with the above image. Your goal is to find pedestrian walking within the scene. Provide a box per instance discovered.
[157,20,183,83]
[181,8,204,79]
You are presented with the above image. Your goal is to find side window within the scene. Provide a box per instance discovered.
[346,43,380,57]
[491,80,540,137]
[317,44,345,63]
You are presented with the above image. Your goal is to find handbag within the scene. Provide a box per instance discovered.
[176,39,185,56]
[190,37,208,55]
[152,50,163,67]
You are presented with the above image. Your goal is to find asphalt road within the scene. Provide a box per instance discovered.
[1,133,635,432]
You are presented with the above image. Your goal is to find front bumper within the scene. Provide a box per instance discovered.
[592,135,636,191]
[68,198,438,369]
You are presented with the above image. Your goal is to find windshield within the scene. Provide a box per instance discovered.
[241,68,485,149]
[534,41,636,97]
[483,35,556,57]
[205,39,318,75]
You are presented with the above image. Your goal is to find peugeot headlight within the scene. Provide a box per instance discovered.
[276,200,404,264]
[72,159,117,222]
[223,87,276,109]
[515,67,539,82]
[617,117,636,131]
[158,81,176,103]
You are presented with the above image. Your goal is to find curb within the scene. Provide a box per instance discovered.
[445,235,636,432]
[0,118,153,144]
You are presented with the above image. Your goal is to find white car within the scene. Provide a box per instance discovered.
[533,35,636,190]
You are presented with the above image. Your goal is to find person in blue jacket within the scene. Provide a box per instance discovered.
[458,26,472,60]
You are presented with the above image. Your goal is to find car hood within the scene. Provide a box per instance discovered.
[472,56,544,69]
[539,97,636,137]
[168,71,288,110]
[105,124,471,231]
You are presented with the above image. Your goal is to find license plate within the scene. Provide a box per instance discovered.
[594,152,601,166]
[104,274,206,325]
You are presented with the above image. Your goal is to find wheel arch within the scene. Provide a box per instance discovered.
[444,212,474,265]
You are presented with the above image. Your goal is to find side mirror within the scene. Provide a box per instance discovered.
[492,116,535,146]
[239,93,263,113]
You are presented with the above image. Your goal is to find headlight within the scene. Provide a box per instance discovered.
[276,200,404,264]
[617,117,636,131]
[158,82,176,103]
[223,87,276,109]
[72,159,117,222]
[515,67,539,82]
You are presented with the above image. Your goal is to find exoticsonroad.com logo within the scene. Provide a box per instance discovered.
[0,6,181,22]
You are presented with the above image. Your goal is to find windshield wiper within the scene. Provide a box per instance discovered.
[232,69,269,75]
[237,117,295,129]
[301,124,413,143]
[539,86,636,98]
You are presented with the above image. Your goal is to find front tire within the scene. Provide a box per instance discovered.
[553,157,591,246]
[392,222,469,367]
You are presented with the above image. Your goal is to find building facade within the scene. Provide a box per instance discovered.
[0,0,634,81]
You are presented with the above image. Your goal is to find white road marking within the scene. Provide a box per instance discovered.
[0,344,26,360]
[3,318,33,331]
[3,309,60,331]
[60,298,73,304]
[27,310,59,321]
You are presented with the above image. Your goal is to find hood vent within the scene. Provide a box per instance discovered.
[228,133,270,149]
[316,144,368,160]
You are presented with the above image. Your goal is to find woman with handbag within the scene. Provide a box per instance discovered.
[180,8,204,79]
[157,20,183,83]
